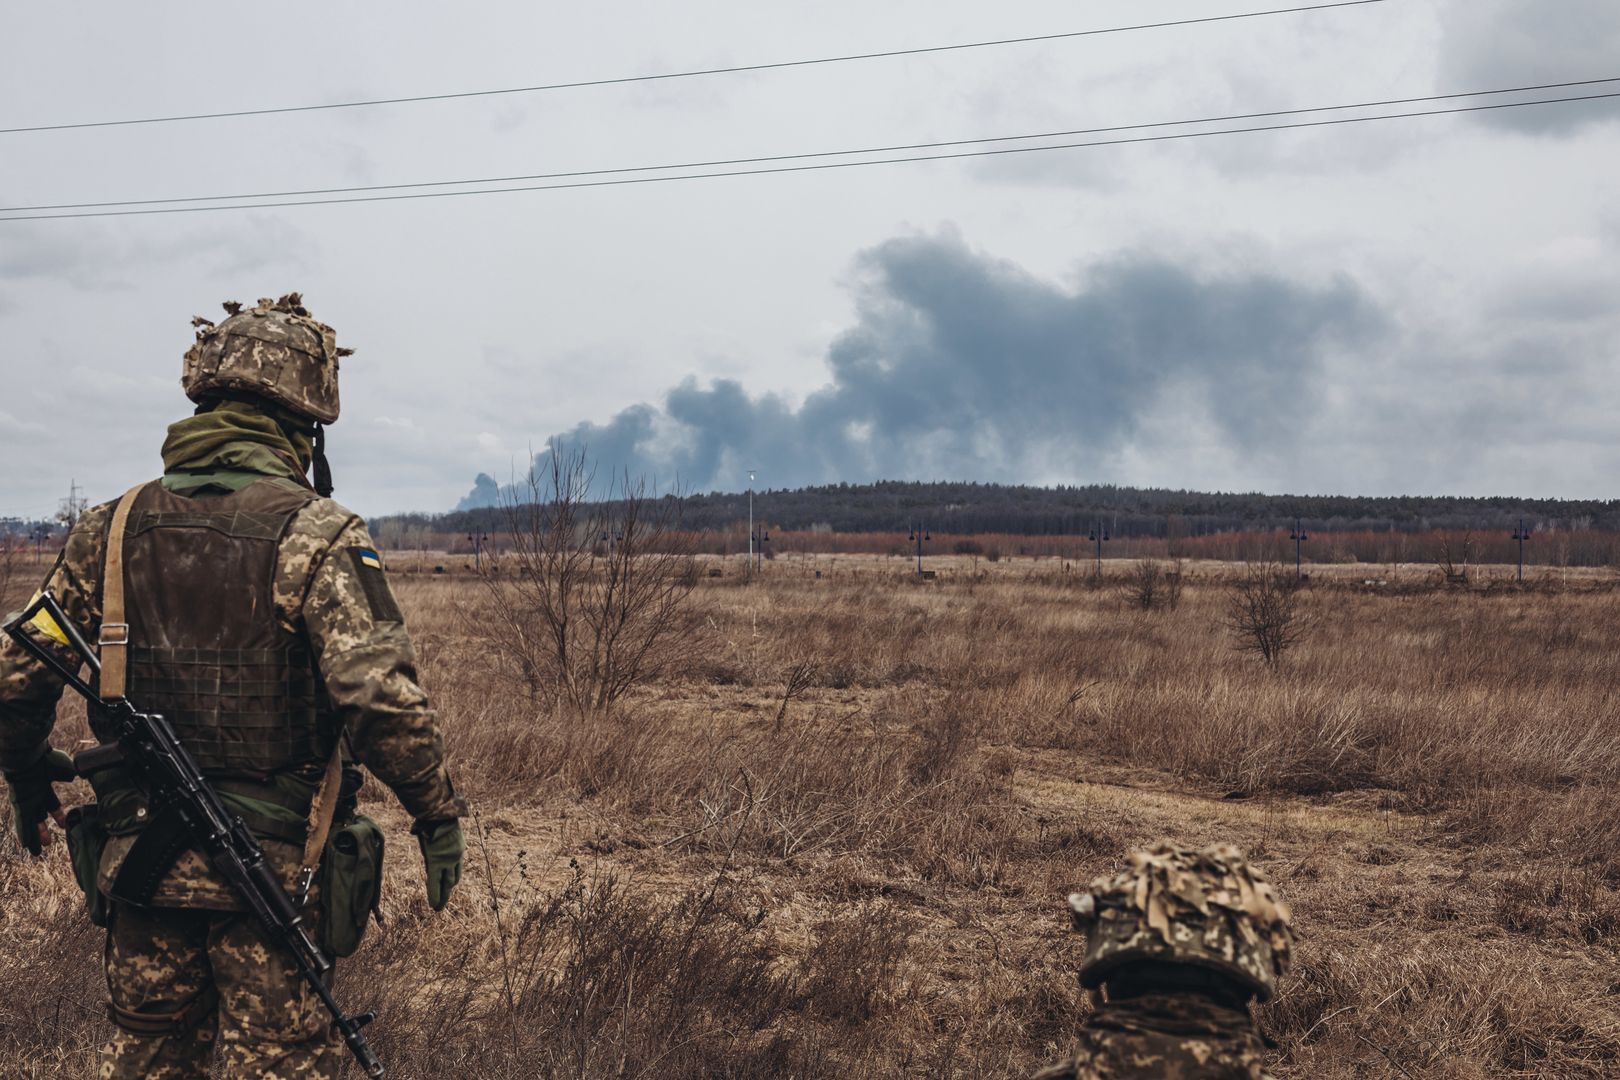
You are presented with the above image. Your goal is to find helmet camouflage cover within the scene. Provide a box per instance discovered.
[1069,843,1293,1003]
[182,293,350,424]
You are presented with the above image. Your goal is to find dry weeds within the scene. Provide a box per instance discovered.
[3,556,1619,1077]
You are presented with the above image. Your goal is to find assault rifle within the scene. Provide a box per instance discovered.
[3,591,385,1078]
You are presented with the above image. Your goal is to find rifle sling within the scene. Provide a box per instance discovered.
[301,743,345,881]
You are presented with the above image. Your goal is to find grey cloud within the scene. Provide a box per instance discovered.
[0,223,127,289]
[460,231,1380,505]
[0,216,313,289]
[1439,0,1620,135]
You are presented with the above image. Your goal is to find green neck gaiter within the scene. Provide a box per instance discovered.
[160,401,313,491]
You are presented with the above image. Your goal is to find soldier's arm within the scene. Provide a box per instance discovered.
[299,516,462,824]
[0,507,108,771]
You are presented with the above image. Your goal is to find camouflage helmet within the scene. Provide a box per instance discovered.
[1068,843,1293,1003]
[182,293,349,424]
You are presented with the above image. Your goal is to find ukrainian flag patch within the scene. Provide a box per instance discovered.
[347,547,403,623]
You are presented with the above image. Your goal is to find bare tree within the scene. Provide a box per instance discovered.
[0,534,22,612]
[476,446,701,713]
[1125,558,1184,611]
[1435,532,1474,586]
[1225,563,1308,666]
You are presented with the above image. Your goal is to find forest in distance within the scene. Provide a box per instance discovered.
[371,479,1620,569]
[427,479,1620,537]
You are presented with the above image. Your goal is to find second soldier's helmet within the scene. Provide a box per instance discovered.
[182,293,349,424]
[1068,843,1293,1003]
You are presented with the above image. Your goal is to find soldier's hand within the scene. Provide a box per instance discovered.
[413,818,464,911]
[3,747,77,856]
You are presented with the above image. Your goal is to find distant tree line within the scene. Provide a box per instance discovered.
[378,480,1620,542]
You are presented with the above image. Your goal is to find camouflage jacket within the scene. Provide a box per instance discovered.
[1033,993,1273,1080]
[0,471,461,908]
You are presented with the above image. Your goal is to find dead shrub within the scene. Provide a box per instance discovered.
[0,869,105,1077]
[1490,869,1620,942]
[0,538,24,612]
[355,865,848,1079]
[801,903,916,1024]
[1226,563,1309,666]
[1448,784,1620,881]
[775,658,819,729]
[474,445,702,713]
[1264,940,1620,1078]
[1435,532,1476,585]
[1123,558,1183,611]
[908,696,975,785]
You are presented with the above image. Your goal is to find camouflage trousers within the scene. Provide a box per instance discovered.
[1032,993,1271,1080]
[101,901,342,1080]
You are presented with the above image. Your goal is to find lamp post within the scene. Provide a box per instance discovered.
[1289,518,1309,580]
[31,524,49,563]
[908,523,930,575]
[751,527,770,572]
[599,529,623,559]
[1087,523,1109,577]
[1512,518,1530,582]
[466,531,490,572]
[747,469,756,579]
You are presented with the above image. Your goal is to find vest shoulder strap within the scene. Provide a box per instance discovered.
[99,482,149,699]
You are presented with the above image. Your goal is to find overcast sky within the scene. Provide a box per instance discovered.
[2,0,1617,519]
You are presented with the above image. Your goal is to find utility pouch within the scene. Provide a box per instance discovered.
[63,804,111,927]
[319,815,385,958]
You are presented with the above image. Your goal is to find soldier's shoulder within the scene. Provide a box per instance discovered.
[75,496,121,532]
[59,496,119,563]
[284,493,367,547]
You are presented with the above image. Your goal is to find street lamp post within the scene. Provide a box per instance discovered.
[1512,518,1530,582]
[751,527,770,572]
[1087,523,1109,577]
[747,469,756,579]
[466,531,490,572]
[1289,518,1309,580]
[908,523,930,575]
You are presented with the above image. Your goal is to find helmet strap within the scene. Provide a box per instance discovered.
[312,423,334,498]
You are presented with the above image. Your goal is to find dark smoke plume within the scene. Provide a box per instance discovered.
[458,232,1379,508]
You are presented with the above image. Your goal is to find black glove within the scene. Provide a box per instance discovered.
[3,746,76,856]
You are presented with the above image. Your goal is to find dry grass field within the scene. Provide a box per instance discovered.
[4,553,1620,1077]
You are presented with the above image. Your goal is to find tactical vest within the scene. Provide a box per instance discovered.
[110,478,337,779]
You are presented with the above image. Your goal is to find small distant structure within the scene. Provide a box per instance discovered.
[1289,518,1309,580]
[1087,522,1109,576]
[1512,519,1531,582]
[909,523,930,575]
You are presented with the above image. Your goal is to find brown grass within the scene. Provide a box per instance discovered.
[4,555,1620,1077]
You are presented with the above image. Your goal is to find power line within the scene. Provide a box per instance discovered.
[0,1,1390,135]
[6,76,1611,214]
[3,89,1613,222]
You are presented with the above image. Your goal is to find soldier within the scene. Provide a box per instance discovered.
[1035,843,1294,1080]
[0,294,466,1079]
